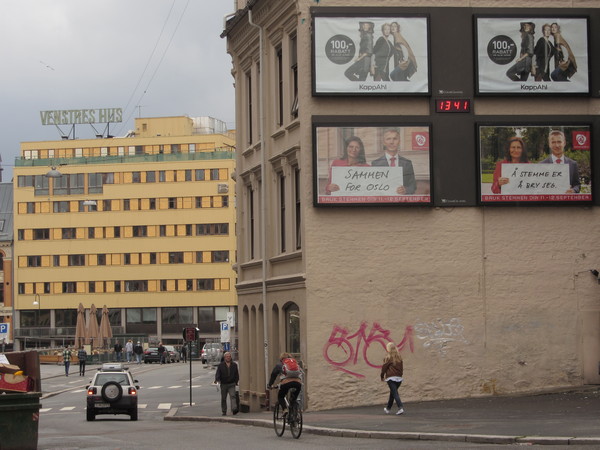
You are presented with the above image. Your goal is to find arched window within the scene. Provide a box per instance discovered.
[284,303,300,354]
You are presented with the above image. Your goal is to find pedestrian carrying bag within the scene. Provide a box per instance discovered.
[282,357,301,378]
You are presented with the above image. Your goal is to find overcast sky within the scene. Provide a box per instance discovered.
[0,0,236,181]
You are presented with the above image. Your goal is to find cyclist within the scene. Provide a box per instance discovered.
[267,352,303,414]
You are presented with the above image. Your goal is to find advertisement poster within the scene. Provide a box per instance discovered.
[479,125,592,204]
[313,15,430,94]
[314,124,431,205]
[475,17,589,94]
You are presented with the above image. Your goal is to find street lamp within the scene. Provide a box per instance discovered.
[45,167,63,178]
[33,294,41,309]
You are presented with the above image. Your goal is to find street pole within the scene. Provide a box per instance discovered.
[189,340,193,405]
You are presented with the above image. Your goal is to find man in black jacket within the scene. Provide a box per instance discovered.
[215,352,239,415]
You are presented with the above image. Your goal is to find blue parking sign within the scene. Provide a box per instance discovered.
[0,323,8,335]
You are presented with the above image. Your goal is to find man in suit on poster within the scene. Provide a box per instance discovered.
[371,128,417,194]
[541,130,580,193]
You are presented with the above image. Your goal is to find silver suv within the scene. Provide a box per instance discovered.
[86,363,139,421]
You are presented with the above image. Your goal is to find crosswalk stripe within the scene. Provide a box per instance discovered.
[157,403,171,409]
[60,406,76,411]
[40,408,51,412]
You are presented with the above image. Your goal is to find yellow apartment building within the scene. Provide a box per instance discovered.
[12,116,237,351]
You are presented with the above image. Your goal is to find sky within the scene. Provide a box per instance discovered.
[0,0,237,181]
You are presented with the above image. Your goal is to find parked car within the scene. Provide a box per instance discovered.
[143,347,160,364]
[164,345,180,363]
[86,363,139,421]
[202,343,223,365]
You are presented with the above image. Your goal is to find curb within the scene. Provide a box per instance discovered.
[164,408,600,445]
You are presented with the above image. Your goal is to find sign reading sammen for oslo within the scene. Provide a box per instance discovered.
[331,167,404,196]
[40,108,123,125]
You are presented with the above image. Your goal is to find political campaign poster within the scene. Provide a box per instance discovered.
[314,123,432,205]
[478,124,592,204]
[313,14,430,95]
[475,16,589,94]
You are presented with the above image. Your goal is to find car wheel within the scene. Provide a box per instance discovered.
[101,381,123,403]
[144,360,148,364]
[130,408,138,421]
[86,408,95,421]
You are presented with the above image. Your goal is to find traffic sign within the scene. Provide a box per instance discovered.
[220,321,230,343]
[0,323,9,338]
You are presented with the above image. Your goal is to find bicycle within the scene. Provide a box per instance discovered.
[271,386,303,439]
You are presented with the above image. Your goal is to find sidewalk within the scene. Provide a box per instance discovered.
[166,386,600,446]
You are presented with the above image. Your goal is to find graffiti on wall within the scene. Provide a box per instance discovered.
[322,318,468,378]
[322,321,414,378]
[414,318,468,355]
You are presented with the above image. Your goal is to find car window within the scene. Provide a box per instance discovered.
[96,374,130,385]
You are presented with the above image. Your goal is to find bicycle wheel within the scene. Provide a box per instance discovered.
[273,403,286,436]
[289,404,303,439]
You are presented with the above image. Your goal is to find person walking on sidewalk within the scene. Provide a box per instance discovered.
[77,346,87,376]
[114,341,123,362]
[125,339,133,363]
[381,342,404,415]
[133,341,143,364]
[214,352,239,416]
[62,345,71,377]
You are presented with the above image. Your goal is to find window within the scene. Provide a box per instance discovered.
[55,309,77,327]
[196,252,203,263]
[62,282,77,293]
[18,175,34,187]
[88,227,95,239]
[126,308,156,324]
[97,254,106,266]
[146,171,156,183]
[210,169,220,180]
[185,170,192,181]
[171,144,180,153]
[68,254,85,266]
[248,186,255,259]
[115,281,121,292]
[185,224,192,236]
[26,202,35,214]
[186,280,193,291]
[34,175,49,196]
[125,280,148,292]
[195,169,205,181]
[62,228,76,239]
[43,282,51,294]
[221,195,229,207]
[279,173,286,252]
[53,201,70,213]
[285,303,300,354]
[53,173,84,195]
[196,223,229,235]
[53,255,61,267]
[189,144,196,153]
[159,171,166,182]
[212,251,229,263]
[290,34,298,119]
[168,198,177,209]
[133,226,147,237]
[124,254,131,265]
[276,46,283,126]
[88,173,103,194]
[135,145,144,155]
[132,172,141,183]
[169,252,184,264]
[89,281,96,293]
[149,253,157,264]
[160,225,167,237]
[33,228,50,240]
[294,167,301,250]
[160,280,168,291]
[114,227,120,238]
[102,173,114,184]
[18,229,24,240]
[123,199,130,211]
[103,200,112,211]
[246,71,253,144]
[197,279,215,290]
[27,256,42,267]
[149,198,156,210]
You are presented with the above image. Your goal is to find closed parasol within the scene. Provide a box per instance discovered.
[74,303,86,348]
[98,305,113,347]
[86,304,100,348]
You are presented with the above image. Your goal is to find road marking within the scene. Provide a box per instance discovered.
[168,385,182,389]
[148,386,163,389]
[60,406,76,411]
[40,408,51,412]
[138,404,148,408]
[157,403,171,409]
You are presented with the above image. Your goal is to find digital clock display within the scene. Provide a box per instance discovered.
[435,99,471,113]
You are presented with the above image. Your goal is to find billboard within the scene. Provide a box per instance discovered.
[314,122,432,206]
[475,16,590,94]
[478,124,592,204]
[312,14,430,95]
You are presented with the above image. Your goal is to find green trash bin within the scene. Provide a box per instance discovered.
[0,392,42,450]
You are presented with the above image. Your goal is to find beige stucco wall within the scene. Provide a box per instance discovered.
[227,0,600,411]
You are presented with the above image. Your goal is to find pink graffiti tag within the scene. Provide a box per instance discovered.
[322,322,414,378]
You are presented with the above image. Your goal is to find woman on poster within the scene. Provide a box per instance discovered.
[344,21,374,82]
[533,23,556,81]
[491,136,530,194]
[325,136,369,194]
[372,23,394,81]
[550,23,577,81]
[506,22,535,82]
[389,21,418,81]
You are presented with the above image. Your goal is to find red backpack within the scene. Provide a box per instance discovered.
[281,357,301,378]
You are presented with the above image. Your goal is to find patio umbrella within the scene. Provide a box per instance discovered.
[74,303,86,348]
[98,305,113,348]
[86,304,100,348]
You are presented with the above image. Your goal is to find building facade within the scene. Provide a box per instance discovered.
[224,0,600,411]
[12,116,237,351]
[0,182,14,349]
